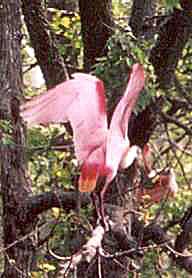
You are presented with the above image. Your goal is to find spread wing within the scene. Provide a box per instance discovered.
[21,73,108,163]
[106,64,145,180]
[109,63,145,138]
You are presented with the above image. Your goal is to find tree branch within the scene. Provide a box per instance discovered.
[161,112,192,136]
[19,191,91,223]
[48,206,192,275]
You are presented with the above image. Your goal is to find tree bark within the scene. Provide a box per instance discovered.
[79,0,113,72]
[129,0,157,38]
[150,6,192,89]
[0,1,37,277]
[22,0,68,89]
[48,0,78,11]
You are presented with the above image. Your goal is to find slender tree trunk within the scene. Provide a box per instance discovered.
[22,0,68,88]
[79,0,113,72]
[129,0,156,38]
[150,6,192,89]
[0,1,36,277]
[48,0,78,10]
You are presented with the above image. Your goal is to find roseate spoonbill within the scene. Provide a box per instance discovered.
[136,144,178,204]
[21,63,145,226]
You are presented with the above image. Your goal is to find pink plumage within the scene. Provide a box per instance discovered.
[136,144,178,204]
[21,63,145,192]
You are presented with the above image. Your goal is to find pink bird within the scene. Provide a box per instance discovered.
[21,63,145,225]
[136,144,178,205]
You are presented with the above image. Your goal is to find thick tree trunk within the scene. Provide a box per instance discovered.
[79,0,113,72]
[0,1,36,277]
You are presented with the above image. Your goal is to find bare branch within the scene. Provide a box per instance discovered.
[19,191,91,223]
[161,112,192,136]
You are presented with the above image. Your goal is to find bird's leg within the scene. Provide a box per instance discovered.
[91,192,101,219]
[99,183,109,231]
[91,177,109,230]
[91,190,109,230]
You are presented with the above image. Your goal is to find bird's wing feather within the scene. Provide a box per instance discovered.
[109,63,145,137]
[21,73,108,162]
[105,64,145,181]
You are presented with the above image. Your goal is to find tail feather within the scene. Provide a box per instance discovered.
[79,162,99,192]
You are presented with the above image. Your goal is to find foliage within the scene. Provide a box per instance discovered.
[0,120,14,146]
[94,28,154,113]
[164,0,180,10]
[49,8,82,67]
[26,126,75,193]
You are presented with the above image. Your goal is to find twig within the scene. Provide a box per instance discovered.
[161,112,192,136]
[23,62,38,74]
